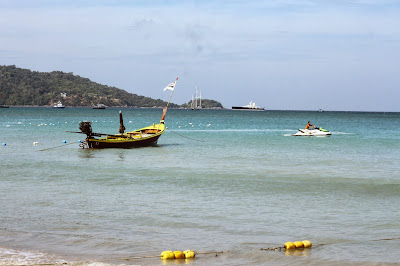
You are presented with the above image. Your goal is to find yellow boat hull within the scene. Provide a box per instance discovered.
[86,123,165,148]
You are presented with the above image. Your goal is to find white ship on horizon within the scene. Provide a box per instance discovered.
[232,101,264,111]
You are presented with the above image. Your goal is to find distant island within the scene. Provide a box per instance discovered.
[0,65,224,108]
[181,99,224,109]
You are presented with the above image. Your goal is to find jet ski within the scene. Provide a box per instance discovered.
[292,127,331,136]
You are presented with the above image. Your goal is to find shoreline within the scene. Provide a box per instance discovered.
[2,105,400,113]
[1,105,225,110]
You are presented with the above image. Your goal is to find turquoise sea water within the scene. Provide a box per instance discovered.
[1,107,399,265]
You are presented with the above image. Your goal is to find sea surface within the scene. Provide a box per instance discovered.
[0,107,399,265]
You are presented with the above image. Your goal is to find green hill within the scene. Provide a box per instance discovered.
[0,65,180,107]
[0,65,224,108]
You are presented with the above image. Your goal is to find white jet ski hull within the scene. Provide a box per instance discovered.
[292,128,331,136]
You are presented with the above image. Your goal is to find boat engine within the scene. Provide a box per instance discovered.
[79,121,93,137]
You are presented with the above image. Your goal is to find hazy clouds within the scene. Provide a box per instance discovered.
[0,0,399,111]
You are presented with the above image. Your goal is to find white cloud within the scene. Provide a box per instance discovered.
[0,1,399,110]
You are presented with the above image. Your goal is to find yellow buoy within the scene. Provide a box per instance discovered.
[161,251,175,260]
[183,250,195,258]
[173,250,185,259]
[294,241,304,248]
[284,242,295,249]
[302,240,312,248]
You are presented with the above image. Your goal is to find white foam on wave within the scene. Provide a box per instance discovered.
[0,247,119,266]
[332,132,355,135]
[168,128,295,133]
[0,247,67,265]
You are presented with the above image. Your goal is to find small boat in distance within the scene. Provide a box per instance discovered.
[93,104,106,109]
[232,101,264,111]
[0,105,9,108]
[72,77,178,148]
[53,101,65,108]
[191,87,202,110]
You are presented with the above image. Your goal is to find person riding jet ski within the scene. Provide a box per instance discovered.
[305,121,315,130]
[292,121,331,136]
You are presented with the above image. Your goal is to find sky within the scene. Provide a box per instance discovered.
[0,0,399,111]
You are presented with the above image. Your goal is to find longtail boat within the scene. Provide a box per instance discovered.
[75,77,177,149]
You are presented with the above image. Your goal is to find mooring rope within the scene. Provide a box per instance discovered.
[118,250,226,261]
[260,236,400,251]
[38,141,80,151]
[371,237,400,241]
[166,129,205,142]
[120,255,159,260]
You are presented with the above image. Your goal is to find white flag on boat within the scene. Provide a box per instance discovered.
[163,77,178,91]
